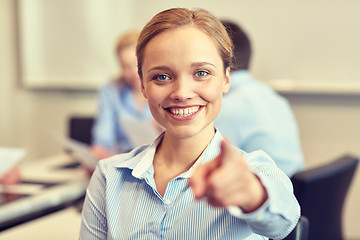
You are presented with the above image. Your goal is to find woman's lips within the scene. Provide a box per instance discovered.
[168,106,200,117]
[165,105,202,120]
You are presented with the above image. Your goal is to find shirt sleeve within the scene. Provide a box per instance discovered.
[92,84,118,151]
[80,165,108,239]
[228,150,300,240]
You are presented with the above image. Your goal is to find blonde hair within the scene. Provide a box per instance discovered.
[136,8,233,78]
[115,31,140,54]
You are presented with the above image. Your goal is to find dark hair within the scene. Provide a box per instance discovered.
[221,20,251,71]
[136,8,233,79]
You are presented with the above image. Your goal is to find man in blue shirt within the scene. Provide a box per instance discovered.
[215,21,304,177]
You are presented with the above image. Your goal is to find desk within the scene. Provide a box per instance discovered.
[0,154,88,231]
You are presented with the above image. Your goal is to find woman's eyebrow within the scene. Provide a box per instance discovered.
[147,66,171,73]
[191,62,216,68]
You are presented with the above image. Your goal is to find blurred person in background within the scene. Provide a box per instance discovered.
[215,20,304,177]
[90,31,159,160]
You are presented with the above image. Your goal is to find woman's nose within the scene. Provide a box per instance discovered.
[170,78,195,101]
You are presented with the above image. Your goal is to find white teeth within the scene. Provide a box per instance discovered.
[169,106,200,117]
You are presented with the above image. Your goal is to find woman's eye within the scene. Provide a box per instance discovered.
[195,71,209,77]
[154,74,170,81]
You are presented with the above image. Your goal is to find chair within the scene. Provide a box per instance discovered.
[68,116,95,145]
[269,216,309,240]
[291,155,359,240]
[284,216,309,240]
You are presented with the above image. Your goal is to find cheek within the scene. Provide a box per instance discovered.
[200,82,223,103]
[144,85,165,105]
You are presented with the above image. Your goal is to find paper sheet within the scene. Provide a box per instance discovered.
[0,148,26,175]
[119,118,159,147]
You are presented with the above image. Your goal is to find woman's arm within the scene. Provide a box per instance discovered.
[80,165,108,239]
[189,140,300,239]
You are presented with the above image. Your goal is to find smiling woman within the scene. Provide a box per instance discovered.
[80,8,300,240]
[140,24,230,141]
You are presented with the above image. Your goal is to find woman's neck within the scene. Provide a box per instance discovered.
[156,126,215,170]
[153,125,215,196]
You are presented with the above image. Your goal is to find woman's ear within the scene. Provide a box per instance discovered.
[222,67,231,94]
[141,79,148,99]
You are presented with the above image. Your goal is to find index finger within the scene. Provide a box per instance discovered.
[189,154,222,199]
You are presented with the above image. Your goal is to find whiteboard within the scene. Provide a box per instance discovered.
[18,0,132,90]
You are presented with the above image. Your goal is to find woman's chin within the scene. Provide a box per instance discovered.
[166,127,198,139]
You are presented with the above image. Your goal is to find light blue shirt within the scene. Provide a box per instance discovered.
[80,130,300,239]
[92,81,153,153]
[215,70,304,177]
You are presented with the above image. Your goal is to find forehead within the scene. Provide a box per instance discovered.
[142,25,222,66]
[151,25,216,48]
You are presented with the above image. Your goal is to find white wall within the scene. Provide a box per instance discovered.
[129,0,360,84]
[0,1,98,160]
[1,0,360,238]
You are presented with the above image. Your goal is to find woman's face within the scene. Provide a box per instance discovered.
[141,25,230,139]
[117,45,141,90]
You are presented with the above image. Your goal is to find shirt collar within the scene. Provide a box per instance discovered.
[112,132,163,178]
[113,130,224,180]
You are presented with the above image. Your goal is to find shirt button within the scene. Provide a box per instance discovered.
[164,199,172,205]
